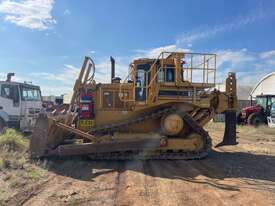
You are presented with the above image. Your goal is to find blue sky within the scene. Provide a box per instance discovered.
[0,0,275,95]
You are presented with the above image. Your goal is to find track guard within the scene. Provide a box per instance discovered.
[216,110,238,147]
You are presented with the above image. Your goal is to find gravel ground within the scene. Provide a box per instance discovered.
[2,124,275,206]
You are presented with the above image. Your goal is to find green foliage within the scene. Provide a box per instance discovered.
[25,166,45,180]
[0,129,28,152]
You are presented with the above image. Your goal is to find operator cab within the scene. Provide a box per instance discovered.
[132,56,179,103]
[127,52,216,105]
[256,95,275,116]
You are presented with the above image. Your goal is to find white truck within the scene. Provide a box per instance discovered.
[0,73,43,132]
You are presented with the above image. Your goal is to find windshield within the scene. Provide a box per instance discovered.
[256,97,267,108]
[21,86,41,101]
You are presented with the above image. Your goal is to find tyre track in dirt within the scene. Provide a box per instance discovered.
[114,160,157,206]
[188,157,274,206]
[142,161,161,206]
[203,132,275,205]
[113,161,125,206]
[149,160,226,206]
[17,161,121,206]
[7,174,56,206]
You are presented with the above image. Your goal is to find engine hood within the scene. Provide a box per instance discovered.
[241,105,262,112]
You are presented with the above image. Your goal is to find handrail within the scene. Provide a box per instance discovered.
[118,51,217,104]
[119,64,135,102]
[147,52,164,88]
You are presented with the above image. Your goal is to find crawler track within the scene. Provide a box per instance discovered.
[86,107,212,160]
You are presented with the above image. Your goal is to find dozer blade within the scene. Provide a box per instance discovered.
[216,110,238,147]
[30,113,49,158]
[30,113,66,158]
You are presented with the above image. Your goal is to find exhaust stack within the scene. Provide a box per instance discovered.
[110,56,115,83]
[6,73,15,82]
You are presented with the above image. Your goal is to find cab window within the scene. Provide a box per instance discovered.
[256,97,267,108]
[157,68,165,82]
[21,86,41,101]
[157,65,175,83]
[166,67,175,82]
[0,84,19,105]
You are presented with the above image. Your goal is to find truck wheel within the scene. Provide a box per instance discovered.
[247,113,265,126]
[237,112,243,125]
[0,119,6,133]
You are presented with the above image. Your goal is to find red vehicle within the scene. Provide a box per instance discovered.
[237,95,275,126]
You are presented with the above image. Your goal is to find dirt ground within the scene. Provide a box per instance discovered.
[2,124,275,206]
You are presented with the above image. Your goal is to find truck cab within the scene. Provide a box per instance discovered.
[0,74,42,132]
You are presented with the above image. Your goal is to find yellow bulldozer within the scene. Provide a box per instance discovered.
[30,51,237,160]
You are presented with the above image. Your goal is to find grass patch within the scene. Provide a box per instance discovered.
[0,129,29,170]
[25,166,45,180]
[0,128,48,205]
[0,148,27,170]
[0,129,28,152]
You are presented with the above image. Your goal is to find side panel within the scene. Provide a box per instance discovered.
[0,84,21,128]
[20,100,42,130]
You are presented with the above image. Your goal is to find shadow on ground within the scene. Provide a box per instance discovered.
[45,150,275,186]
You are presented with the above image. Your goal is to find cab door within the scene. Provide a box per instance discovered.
[0,83,21,126]
[135,64,151,102]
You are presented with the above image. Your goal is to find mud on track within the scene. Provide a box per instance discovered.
[6,125,275,206]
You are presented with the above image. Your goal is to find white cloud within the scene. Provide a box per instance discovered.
[0,0,56,30]
[215,49,275,86]
[40,85,72,96]
[216,49,255,68]
[134,44,190,58]
[90,50,96,54]
[260,50,275,59]
[176,9,271,45]
[31,64,79,85]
